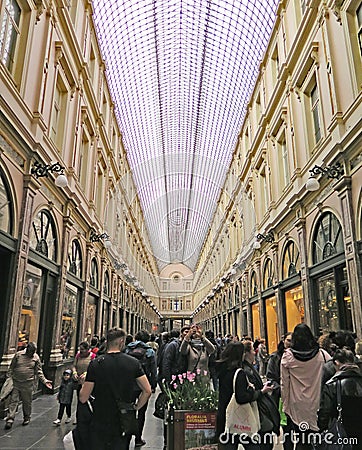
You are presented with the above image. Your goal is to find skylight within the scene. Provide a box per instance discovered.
[92,0,278,272]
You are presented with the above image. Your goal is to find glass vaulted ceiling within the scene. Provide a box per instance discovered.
[92,0,279,272]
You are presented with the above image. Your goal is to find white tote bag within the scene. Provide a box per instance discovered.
[0,377,13,402]
[63,430,76,450]
[225,368,260,437]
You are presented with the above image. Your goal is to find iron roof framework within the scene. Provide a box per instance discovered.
[92,0,279,272]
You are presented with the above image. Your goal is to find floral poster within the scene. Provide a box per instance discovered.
[184,412,218,450]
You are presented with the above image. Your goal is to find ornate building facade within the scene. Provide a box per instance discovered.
[0,0,161,390]
[193,0,362,352]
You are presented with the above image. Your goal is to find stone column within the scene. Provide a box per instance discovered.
[295,212,314,330]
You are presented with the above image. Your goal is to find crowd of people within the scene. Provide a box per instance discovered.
[2,324,362,450]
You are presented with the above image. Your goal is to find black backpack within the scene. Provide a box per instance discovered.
[126,343,151,378]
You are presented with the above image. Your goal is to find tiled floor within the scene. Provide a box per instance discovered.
[0,392,164,450]
[0,392,283,450]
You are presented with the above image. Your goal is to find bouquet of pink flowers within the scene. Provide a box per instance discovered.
[162,370,218,411]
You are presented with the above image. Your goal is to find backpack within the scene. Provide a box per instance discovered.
[126,343,151,378]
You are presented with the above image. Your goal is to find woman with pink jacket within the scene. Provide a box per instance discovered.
[281,323,331,450]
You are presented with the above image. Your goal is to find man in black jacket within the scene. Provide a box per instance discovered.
[161,326,189,383]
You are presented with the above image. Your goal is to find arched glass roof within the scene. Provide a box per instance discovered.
[92,0,279,272]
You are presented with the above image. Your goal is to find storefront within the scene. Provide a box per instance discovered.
[310,212,352,333]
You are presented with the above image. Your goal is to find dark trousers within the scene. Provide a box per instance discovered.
[57,403,72,420]
[90,428,131,450]
[135,400,148,442]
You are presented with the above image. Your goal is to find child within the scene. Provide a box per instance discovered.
[53,369,74,425]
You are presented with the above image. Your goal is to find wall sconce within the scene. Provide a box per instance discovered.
[253,231,274,248]
[31,161,68,187]
[89,231,112,248]
[305,163,343,191]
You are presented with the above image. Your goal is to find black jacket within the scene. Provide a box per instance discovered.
[266,351,282,404]
[58,379,74,405]
[318,364,362,440]
[161,338,187,383]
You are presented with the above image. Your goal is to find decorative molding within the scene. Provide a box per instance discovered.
[0,135,25,167]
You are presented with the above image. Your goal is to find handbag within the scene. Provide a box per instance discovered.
[258,393,280,435]
[318,380,352,450]
[153,391,167,419]
[0,377,13,402]
[225,368,260,437]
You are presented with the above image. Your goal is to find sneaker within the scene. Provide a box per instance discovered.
[65,417,71,424]
[22,419,30,426]
[53,419,61,425]
[4,421,13,430]
[135,439,146,447]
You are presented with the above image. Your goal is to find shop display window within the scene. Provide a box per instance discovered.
[285,285,304,332]
[265,297,279,352]
[60,283,79,358]
[102,301,110,337]
[19,265,42,350]
[85,297,97,337]
[251,302,260,339]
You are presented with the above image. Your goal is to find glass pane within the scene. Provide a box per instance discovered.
[102,301,110,337]
[29,210,57,261]
[85,296,97,338]
[285,285,304,332]
[19,265,42,350]
[251,302,260,340]
[317,273,338,333]
[92,0,279,270]
[61,283,79,358]
[0,172,11,233]
[265,297,279,353]
[313,212,344,264]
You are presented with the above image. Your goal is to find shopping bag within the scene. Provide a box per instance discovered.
[63,430,76,450]
[225,368,260,437]
[278,397,287,426]
[0,377,13,402]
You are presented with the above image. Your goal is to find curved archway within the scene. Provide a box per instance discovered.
[30,209,58,261]
[312,211,344,264]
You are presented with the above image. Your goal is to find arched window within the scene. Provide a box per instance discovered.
[282,241,300,279]
[0,169,13,234]
[68,239,82,277]
[312,212,344,264]
[103,271,110,296]
[263,258,273,290]
[228,290,233,308]
[30,210,57,261]
[235,284,240,304]
[250,271,258,297]
[90,258,99,288]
